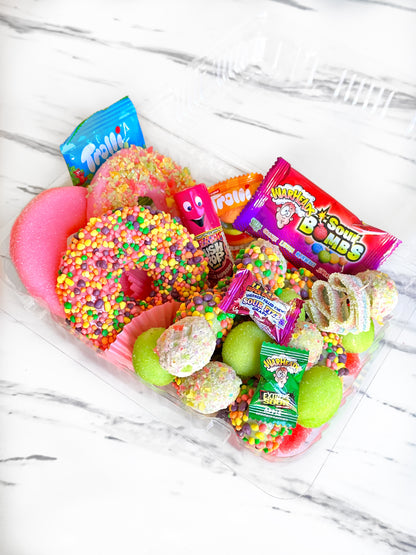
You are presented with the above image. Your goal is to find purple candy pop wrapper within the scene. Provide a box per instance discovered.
[219,269,302,345]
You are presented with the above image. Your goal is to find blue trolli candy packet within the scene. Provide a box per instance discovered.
[60,96,145,186]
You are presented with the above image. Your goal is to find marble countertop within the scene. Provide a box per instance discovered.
[1,0,416,553]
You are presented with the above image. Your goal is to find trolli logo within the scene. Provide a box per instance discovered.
[80,125,127,173]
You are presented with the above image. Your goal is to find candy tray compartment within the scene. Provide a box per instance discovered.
[2,14,416,498]
[1,169,414,500]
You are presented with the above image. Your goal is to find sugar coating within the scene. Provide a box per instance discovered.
[233,239,286,294]
[132,327,174,387]
[305,273,371,335]
[174,287,235,347]
[222,321,271,378]
[87,145,195,219]
[57,206,208,350]
[155,316,216,377]
[297,366,343,428]
[227,379,289,453]
[174,361,241,414]
[357,270,398,323]
[289,321,323,369]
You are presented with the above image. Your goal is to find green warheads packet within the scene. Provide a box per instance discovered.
[248,342,309,428]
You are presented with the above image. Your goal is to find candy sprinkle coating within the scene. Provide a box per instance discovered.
[174,287,235,347]
[87,145,196,219]
[156,316,217,377]
[227,378,289,453]
[57,206,209,350]
[174,361,241,414]
[233,238,286,294]
[289,321,323,369]
[357,270,398,324]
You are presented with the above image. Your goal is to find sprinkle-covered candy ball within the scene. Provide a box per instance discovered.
[132,328,174,386]
[297,365,343,428]
[155,316,216,377]
[174,361,241,414]
[174,288,235,347]
[233,239,286,294]
[222,321,272,378]
[227,379,289,453]
[357,270,398,324]
[289,321,323,369]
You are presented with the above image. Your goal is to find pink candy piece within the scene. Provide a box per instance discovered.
[86,145,195,219]
[10,186,88,317]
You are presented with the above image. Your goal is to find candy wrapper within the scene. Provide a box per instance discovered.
[208,173,263,253]
[208,173,263,223]
[60,96,145,186]
[249,343,308,429]
[219,269,302,345]
[175,184,234,285]
[234,157,401,279]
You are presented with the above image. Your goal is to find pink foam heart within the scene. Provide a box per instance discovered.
[10,186,88,317]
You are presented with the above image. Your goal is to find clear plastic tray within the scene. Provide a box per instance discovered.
[1,17,415,499]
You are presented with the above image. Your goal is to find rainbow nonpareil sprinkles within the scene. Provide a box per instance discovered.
[57,205,209,349]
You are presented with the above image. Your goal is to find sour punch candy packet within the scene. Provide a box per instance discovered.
[60,96,145,186]
[234,158,401,279]
[218,269,302,345]
[249,342,308,429]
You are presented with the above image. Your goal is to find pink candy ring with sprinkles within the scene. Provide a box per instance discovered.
[57,205,209,350]
[174,287,236,347]
[86,145,196,219]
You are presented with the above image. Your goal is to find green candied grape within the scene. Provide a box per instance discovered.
[341,320,375,354]
[278,288,305,321]
[297,365,343,428]
[132,328,174,387]
[222,321,272,378]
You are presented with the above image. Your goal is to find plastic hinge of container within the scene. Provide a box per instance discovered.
[205,419,232,444]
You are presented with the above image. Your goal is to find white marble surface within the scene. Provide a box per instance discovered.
[1,0,416,553]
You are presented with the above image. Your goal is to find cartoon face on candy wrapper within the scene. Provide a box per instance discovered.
[178,189,206,234]
[273,366,289,388]
[175,184,221,236]
[276,202,296,229]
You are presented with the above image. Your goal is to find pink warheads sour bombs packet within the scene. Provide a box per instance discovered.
[234,158,401,280]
